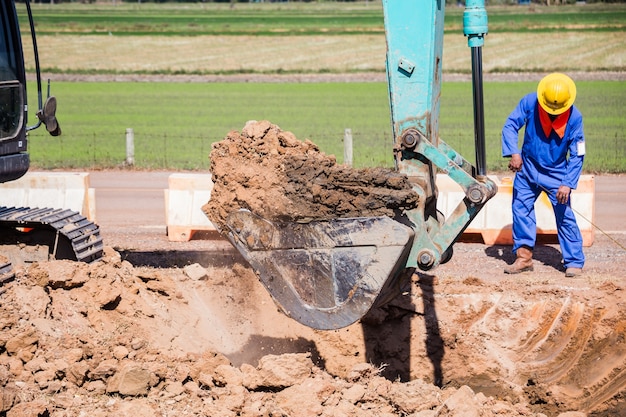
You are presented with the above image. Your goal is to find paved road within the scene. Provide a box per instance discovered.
[89,171,626,252]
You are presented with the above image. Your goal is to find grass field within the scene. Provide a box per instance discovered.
[16,2,626,173]
[26,80,626,173]
[22,3,626,36]
[22,3,626,75]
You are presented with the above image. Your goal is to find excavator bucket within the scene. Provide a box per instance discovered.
[224,210,415,330]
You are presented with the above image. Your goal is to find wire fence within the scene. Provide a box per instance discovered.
[27,126,626,173]
[27,128,398,171]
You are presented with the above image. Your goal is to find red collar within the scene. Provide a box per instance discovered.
[539,105,570,139]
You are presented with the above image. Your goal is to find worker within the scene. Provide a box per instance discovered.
[501,73,585,277]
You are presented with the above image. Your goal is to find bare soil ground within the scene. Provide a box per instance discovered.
[1,120,625,417]
[33,32,626,76]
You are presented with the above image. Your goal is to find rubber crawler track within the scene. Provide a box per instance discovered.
[0,206,103,263]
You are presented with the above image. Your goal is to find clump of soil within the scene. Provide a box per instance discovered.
[202,120,418,232]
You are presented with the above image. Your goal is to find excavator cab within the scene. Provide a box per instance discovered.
[0,0,30,184]
[0,0,61,184]
[0,1,101,275]
[219,0,497,330]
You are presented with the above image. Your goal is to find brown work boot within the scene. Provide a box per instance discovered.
[565,267,583,277]
[504,247,534,274]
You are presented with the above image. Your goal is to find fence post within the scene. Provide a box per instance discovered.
[125,128,135,166]
[344,128,353,167]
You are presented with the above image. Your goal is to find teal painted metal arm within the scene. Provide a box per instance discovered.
[382,0,497,271]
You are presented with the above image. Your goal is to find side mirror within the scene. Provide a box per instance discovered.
[36,96,61,136]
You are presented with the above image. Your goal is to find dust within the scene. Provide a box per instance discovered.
[202,120,418,232]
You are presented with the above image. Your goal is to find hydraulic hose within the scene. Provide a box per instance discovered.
[471,46,486,177]
[463,0,488,177]
[24,0,43,132]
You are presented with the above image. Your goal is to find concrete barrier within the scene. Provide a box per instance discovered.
[0,172,96,221]
[163,172,595,246]
[164,173,216,242]
[436,174,595,246]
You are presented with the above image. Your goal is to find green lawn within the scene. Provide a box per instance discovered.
[26,80,626,173]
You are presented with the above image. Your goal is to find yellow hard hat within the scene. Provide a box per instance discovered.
[537,73,576,115]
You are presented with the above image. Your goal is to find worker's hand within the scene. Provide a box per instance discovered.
[508,154,522,172]
[556,185,571,205]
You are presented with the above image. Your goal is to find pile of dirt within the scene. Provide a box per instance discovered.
[4,247,620,417]
[202,120,418,232]
[2,121,624,416]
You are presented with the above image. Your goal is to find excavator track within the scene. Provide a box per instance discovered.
[0,206,104,264]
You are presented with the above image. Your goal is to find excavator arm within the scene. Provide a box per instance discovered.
[221,0,497,330]
[384,0,497,271]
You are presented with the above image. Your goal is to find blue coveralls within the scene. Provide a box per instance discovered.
[501,92,585,269]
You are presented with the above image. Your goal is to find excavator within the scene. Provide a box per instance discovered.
[2,0,494,331]
[0,0,103,280]
[218,0,498,330]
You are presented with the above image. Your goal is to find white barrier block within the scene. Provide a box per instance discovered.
[165,173,216,242]
[164,172,595,246]
[436,174,595,246]
[0,172,96,221]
